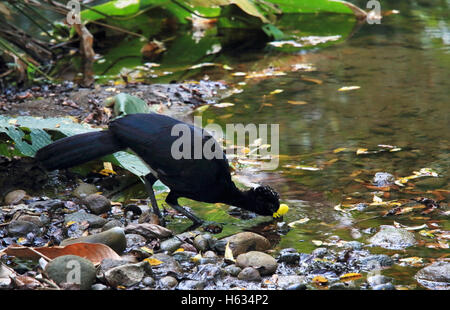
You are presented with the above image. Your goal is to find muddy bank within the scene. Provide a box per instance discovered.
[0,81,228,124]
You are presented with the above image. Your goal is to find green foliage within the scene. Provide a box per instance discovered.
[114,93,150,116]
[0,94,155,178]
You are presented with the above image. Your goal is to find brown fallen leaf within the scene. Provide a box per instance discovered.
[301,76,323,84]
[3,243,121,265]
[287,100,308,105]
[14,275,43,289]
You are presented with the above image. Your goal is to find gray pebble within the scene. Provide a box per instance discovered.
[237,267,261,282]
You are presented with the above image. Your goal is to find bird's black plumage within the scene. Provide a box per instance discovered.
[36,113,280,224]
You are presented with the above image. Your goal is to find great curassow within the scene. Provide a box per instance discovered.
[36,113,285,226]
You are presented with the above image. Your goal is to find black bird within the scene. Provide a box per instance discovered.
[36,113,282,225]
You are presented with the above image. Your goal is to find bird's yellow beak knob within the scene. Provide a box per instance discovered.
[273,204,289,218]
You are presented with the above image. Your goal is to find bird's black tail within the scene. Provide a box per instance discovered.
[35,130,125,170]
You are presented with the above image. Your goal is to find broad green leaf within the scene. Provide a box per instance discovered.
[267,0,354,14]
[114,93,150,115]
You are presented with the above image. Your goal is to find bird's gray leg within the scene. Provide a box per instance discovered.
[165,192,203,225]
[144,174,165,226]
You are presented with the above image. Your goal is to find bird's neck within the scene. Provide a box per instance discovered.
[222,186,254,212]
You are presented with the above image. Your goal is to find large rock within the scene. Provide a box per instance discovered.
[45,255,96,290]
[236,251,278,276]
[368,225,415,250]
[276,275,306,289]
[60,227,127,254]
[415,261,450,290]
[221,232,271,256]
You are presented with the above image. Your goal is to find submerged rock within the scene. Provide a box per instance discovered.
[415,261,450,290]
[278,248,300,264]
[276,275,306,289]
[360,254,394,269]
[73,182,98,199]
[414,177,447,189]
[372,172,395,187]
[368,225,415,250]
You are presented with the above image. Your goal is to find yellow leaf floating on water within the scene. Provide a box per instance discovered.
[269,89,284,95]
[231,72,246,76]
[223,64,233,70]
[333,147,347,153]
[399,257,424,267]
[338,86,361,91]
[356,148,368,155]
[287,100,307,105]
[288,217,309,227]
[340,273,362,282]
[312,240,323,246]
[218,113,233,119]
[144,257,163,266]
[195,105,210,113]
[301,76,323,84]
[213,102,234,108]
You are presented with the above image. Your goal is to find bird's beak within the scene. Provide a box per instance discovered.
[273,204,289,218]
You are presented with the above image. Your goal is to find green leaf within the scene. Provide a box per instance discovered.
[267,0,354,14]
[262,24,285,40]
[81,0,143,21]
[114,93,150,116]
